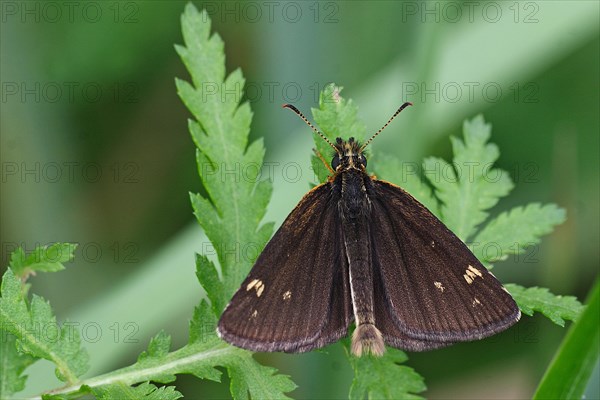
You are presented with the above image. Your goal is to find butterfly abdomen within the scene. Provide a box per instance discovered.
[351,323,385,356]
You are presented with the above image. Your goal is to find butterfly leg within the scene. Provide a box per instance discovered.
[313,148,335,175]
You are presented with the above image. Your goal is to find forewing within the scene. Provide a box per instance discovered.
[371,180,520,345]
[218,183,352,352]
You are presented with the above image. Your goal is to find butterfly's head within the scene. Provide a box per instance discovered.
[331,137,367,171]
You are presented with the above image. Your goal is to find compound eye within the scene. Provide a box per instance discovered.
[331,155,341,170]
[359,154,367,168]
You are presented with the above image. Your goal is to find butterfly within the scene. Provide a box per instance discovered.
[217,102,520,356]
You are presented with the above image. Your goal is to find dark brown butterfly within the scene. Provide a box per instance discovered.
[217,102,520,356]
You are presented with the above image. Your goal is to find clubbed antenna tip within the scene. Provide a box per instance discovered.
[360,102,413,151]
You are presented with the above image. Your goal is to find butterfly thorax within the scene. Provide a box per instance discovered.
[337,170,370,220]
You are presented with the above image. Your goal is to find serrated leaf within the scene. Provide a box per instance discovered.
[91,382,183,400]
[310,84,367,183]
[9,243,77,278]
[226,353,297,400]
[505,284,584,326]
[424,115,513,241]
[188,300,218,347]
[176,3,272,307]
[8,248,26,276]
[195,254,226,317]
[348,346,426,400]
[374,153,440,218]
[473,203,566,266]
[0,332,36,398]
[143,331,171,359]
[314,84,366,140]
[0,269,89,384]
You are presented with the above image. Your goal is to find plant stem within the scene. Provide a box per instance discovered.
[35,344,233,399]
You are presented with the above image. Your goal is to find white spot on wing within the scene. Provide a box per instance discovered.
[468,265,483,277]
[283,290,292,300]
[251,309,258,318]
[246,279,265,297]
[434,281,445,292]
[472,298,481,307]
[464,265,483,284]
[246,279,259,291]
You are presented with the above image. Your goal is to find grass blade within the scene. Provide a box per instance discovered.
[532,279,599,399]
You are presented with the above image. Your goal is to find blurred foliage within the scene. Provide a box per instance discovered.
[1,1,598,398]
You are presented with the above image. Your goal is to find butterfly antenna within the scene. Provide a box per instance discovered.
[360,102,413,151]
[283,104,337,150]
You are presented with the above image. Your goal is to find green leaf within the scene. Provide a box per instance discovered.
[374,153,440,218]
[505,284,584,326]
[175,3,273,306]
[0,332,36,398]
[195,254,226,318]
[0,244,78,395]
[473,203,566,266]
[9,243,77,278]
[311,84,367,183]
[348,346,426,400]
[134,331,177,384]
[225,352,297,400]
[533,280,599,400]
[91,382,183,400]
[0,269,89,384]
[8,248,27,276]
[424,115,513,241]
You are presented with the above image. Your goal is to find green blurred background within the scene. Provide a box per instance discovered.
[1,1,598,398]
